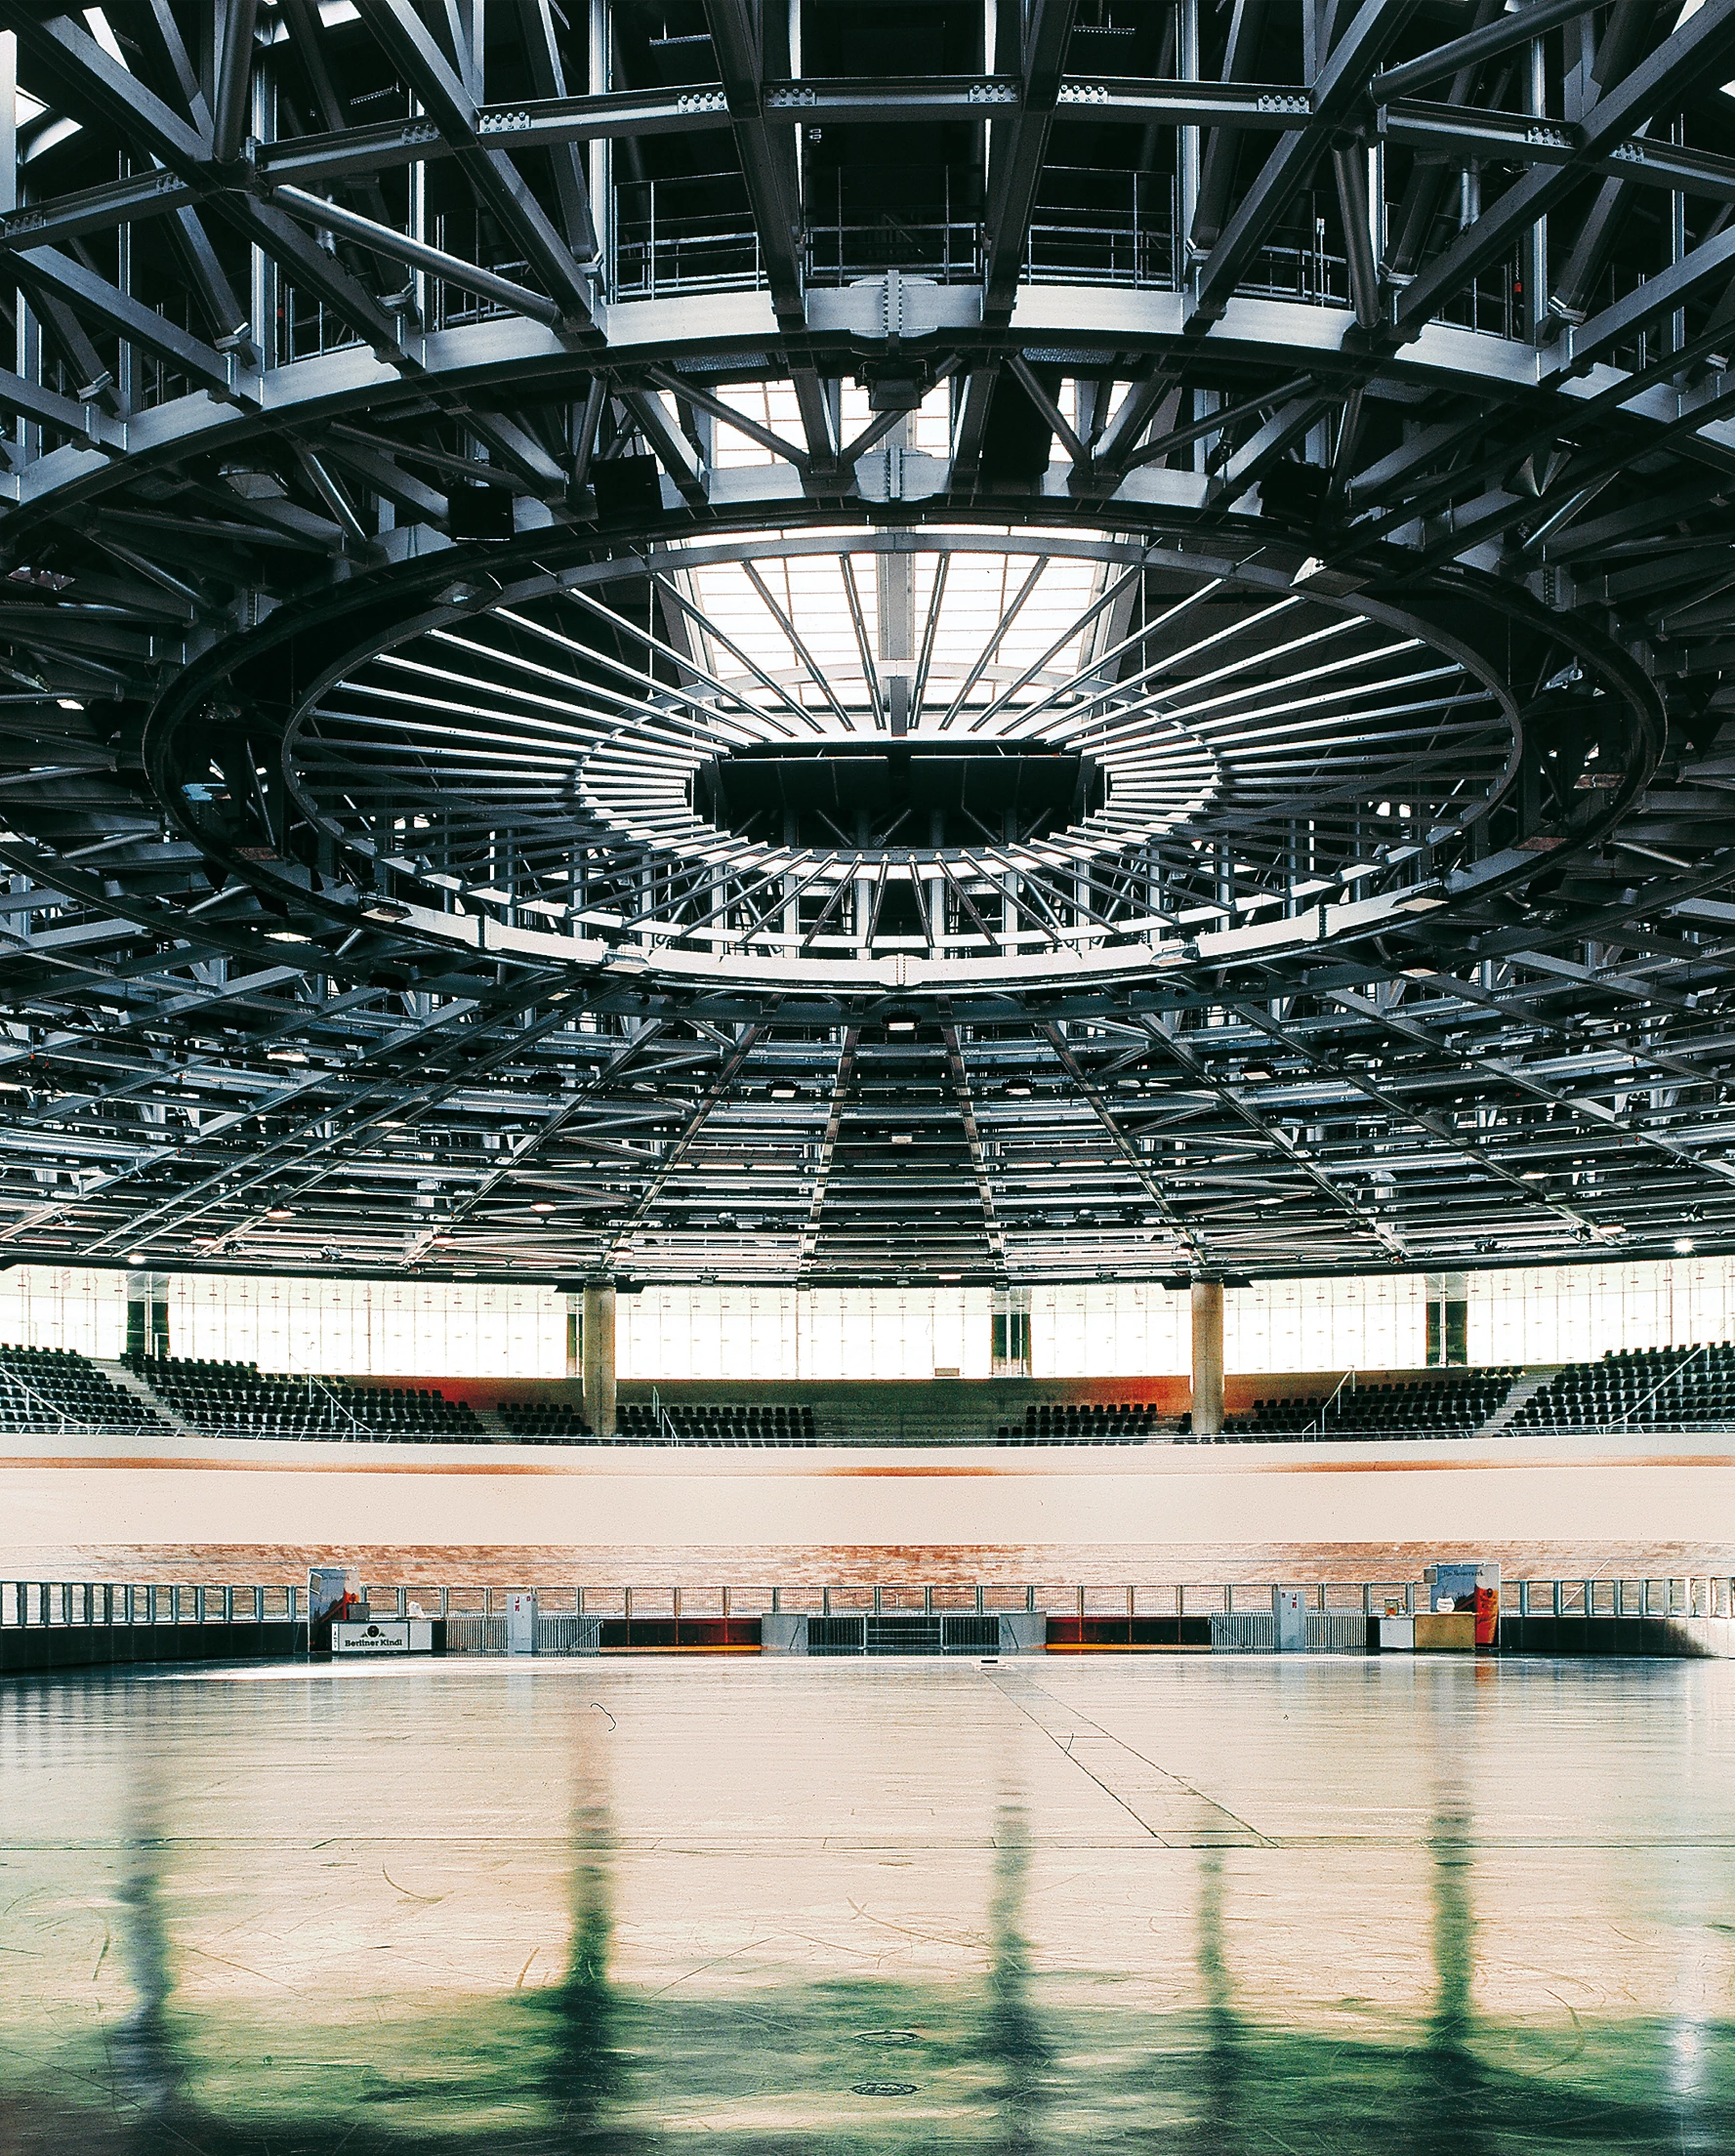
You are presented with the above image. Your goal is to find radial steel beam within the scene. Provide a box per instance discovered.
[1189,0,1420,328]
[366,3,600,332]
[1372,0,1604,103]
[797,1025,858,1278]
[981,0,1078,318]
[940,1019,1008,1270]
[704,0,806,325]
[605,1021,769,1263]
[1393,1,1735,340]
[269,186,565,328]
[1038,1021,1207,1265]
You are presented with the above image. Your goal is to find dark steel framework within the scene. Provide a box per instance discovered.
[0,0,1730,1290]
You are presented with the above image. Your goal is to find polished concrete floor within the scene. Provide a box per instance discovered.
[1,1654,1731,2153]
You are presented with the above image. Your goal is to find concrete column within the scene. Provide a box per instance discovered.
[1190,1277,1223,1437]
[563,1290,580,1379]
[582,1277,617,1437]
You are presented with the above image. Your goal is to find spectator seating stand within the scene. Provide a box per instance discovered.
[1506,1344,1735,1433]
[1177,1368,1524,1444]
[0,1343,167,1431]
[123,1353,484,1443]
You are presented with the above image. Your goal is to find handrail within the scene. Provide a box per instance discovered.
[304,1371,378,1437]
[1305,1367,1355,1437]
[1615,1344,1709,1429]
[0,1360,118,1435]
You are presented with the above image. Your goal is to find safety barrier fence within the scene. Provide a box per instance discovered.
[14,1423,1730,1447]
[4,1577,1733,1635]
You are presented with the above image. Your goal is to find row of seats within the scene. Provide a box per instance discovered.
[494,1400,825,1446]
[0,1343,164,1430]
[1000,1402,1168,1439]
[21,1346,1735,1450]
[479,1398,831,1446]
[994,1433,1154,1446]
[1509,1344,1735,1431]
[498,1402,594,1440]
[616,1402,817,1441]
[126,1353,483,1442]
[1178,1369,1524,1443]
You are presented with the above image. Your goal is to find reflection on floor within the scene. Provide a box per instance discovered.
[0,1656,1731,2152]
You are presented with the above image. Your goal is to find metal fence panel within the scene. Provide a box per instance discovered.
[808,1615,866,1655]
[1307,1613,1369,1656]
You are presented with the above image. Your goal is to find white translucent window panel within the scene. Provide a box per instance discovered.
[959,1288,995,1378]
[832,382,953,460]
[1030,1283,1085,1377]
[17,1257,1735,1385]
[706,382,805,470]
[685,1290,725,1377]
[930,1287,970,1376]
[500,1286,560,1379]
[715,1293,745,1379]
[0,1265,124,1356]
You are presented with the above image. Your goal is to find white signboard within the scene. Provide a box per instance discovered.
[332,1620,434,1655]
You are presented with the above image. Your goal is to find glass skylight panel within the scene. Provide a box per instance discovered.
[667,530,1113,729]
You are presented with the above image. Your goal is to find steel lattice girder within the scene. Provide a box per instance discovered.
[0,1,1726,1288]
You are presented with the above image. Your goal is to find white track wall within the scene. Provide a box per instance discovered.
[1,1257,1734,1380]
[7,1432,1734,1583]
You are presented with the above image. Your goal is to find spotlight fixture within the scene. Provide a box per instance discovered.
[1674,1236,1696,1253]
